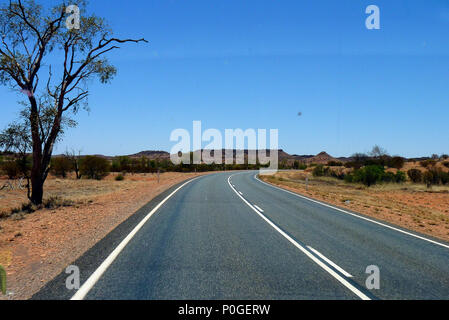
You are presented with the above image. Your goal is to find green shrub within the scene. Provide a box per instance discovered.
[312,165,325,177]
[407,169,422,183]
[422,168,445,187]
[51,156,73,178]
[387,157,405,169]
[382,172,396,183]
[1,161,20,179]
[293,160,307,170]
[80,156,110,180]
[344,174,354,183]
[395,171,406,183]
[115,174,125,181]
[353,165,385,187]
[423,170,435,187]
[440,171,449,185]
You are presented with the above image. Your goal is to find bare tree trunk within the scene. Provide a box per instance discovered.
[28,93,64,204]
[29,95,44,205]
[74,161,80,179]
[30,175,44,204]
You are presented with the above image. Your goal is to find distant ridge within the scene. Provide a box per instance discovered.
[306,151,338,164]
[125,149,343,164]
[10,149,435,163]
[128,150,170,159]
[50,149,346,163]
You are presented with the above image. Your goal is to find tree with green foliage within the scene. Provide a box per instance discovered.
[293,160,300,169]
[394,170,406,183]
[2,161,20,179]
[388,156,405,169]
[79,155,110,180]
[423,168,449,186]
[51,156,72,178]
[353,165,385,187]
[0,0,147,204]
[440,171,449,185]
[0,122,32,195]
[327,160,343,167]
[312,164,325,177]
[407,169,423,183]
[423,170,435,188]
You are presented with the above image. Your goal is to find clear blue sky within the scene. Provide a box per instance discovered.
[1,0,448,157]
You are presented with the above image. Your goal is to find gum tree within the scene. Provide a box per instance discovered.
[0,0,147,204]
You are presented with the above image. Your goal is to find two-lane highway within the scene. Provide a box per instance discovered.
[69,171,449,300]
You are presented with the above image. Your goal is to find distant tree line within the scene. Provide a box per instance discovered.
[110,155,269,174]
[1,144,447,187]
[0,153,271,182]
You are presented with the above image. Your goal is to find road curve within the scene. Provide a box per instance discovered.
[57,171,449,299]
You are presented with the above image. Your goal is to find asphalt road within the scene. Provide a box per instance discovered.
[36,171,449,300]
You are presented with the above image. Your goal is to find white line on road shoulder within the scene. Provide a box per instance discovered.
[227,174,370,300]
[254,174,449,250]
[307,246,353,278]
[254,205,264,213]
[71,176,202,300]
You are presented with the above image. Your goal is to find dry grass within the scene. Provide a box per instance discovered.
[261,170,449,242]
[0,172,177,216]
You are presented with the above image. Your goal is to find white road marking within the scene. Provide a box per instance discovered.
[238,191,243,195]
[307,246,353,278]
[227,174,370,300]
[71,176,202,300]
[254,205,264,213]
[254,174,449,250]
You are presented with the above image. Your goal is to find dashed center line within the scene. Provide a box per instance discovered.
[227,173,370,300]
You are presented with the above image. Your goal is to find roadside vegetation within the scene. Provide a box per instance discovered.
[259,146,449,242]
[260,171,449,242]
[1,145,448,220]
[301,146,449,188]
